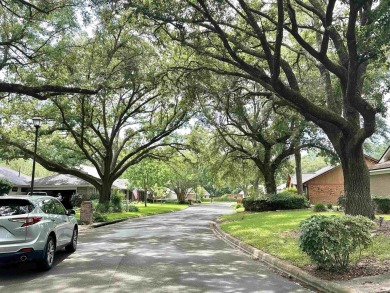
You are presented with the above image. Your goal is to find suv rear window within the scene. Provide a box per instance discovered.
[0,199,34,216]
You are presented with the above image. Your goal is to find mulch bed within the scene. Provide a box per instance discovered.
[304,219,390,281]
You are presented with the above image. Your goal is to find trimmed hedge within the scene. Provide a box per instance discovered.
[242,198,273,212]
[269,192,308,210]
[372,196,390,214]
[243,192,308,212]
[339,195,390,214]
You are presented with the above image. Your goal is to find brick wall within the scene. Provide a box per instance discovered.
[308,184,344,204]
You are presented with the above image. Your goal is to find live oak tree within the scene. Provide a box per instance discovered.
[0,8,190,203]
[127,0,389,218]
[0,0,98,100]
[198,75,323,194]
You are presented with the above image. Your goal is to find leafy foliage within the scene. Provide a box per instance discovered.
[299,215,374,271]
[110,192,125,212]
[243,192,308,212]
[313,203,327,212]
[93,212,108,223]
[338,195,346,210]
[127,205,140,212]
[372,197,390,214]
[0,178,12,194]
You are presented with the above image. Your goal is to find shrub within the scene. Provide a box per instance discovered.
[127,205,140,212]
[327,203,333,209]
[93,212,108,222]
[242,192,308,212]
[0,178,12,195]
[269,192,308,210]
[235,203,242,209]
[338,195,345,209]
[299,215,374,271]
[242,198,273,212]
[96,202,110,213]
[372,196,390,214]
[313,203,327,212]
[90,193,100,201]
[284,187,298,194]
[110,192,124,212]
[71,194,83,208]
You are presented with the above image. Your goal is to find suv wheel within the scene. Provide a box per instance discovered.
[37,235,56,271]
[65,227,78,253]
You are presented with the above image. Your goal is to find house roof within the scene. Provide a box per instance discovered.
[369,146,390,172]
[34,173,130,190]
[113,179,129,190]
[290,166,336,185]
[0,166,31,186]
[34,174,90,187]
[370,160,390,171]
[379,145,390,163]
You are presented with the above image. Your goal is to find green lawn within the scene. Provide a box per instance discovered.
[220,209,390,267]
[76,203,188,222]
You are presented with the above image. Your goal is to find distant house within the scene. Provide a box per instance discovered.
[186,188,197,201]
[370,146,390,196]
[0,166,31,195]
[34,173,130,198]
[287,155,378,204]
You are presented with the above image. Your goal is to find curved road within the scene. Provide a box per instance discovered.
[0,203,310,293]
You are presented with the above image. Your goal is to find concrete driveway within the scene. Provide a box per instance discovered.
[0,203,310,292]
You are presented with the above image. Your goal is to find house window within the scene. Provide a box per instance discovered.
[21,188,29,192]
[12,187,18,192]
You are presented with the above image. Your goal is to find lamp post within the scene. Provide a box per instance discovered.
[30,117,42,195]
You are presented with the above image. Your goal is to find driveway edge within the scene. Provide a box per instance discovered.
[210,221,357,293]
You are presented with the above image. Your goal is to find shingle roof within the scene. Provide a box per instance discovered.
[34,174,91,187]
[290,166,336,185]
[370,161,390,171]
[0,166,31,186]
[113,179,129,190]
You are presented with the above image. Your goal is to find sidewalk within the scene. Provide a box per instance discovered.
[210,221,390,293]
[337,273,390,293]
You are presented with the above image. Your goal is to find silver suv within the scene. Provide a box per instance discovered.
[0,196,78,270]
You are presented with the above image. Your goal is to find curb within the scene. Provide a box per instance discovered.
[210,221,357,293]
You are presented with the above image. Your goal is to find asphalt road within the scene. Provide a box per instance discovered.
[0,203,310,293]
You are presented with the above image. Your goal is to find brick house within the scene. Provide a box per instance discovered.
[370,146,390,196]
[287,155,378,204]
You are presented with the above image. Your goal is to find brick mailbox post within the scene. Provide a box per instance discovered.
[80,201,93,225]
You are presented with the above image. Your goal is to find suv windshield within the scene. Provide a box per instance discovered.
[0,199,34,216]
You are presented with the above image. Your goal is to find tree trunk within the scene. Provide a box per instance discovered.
[253,174,260,196]
[263,170,277,194]
[294,149,304,195]
[339,145,374,219]
[99,182,112,204]
[177,192,186,202]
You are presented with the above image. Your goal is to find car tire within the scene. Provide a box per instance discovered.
[37,235,56,271]
[65,227,78,253]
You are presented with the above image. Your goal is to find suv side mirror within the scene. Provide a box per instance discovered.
[67,209,76,216]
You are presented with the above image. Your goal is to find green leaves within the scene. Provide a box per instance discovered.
[299,215,375,271]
